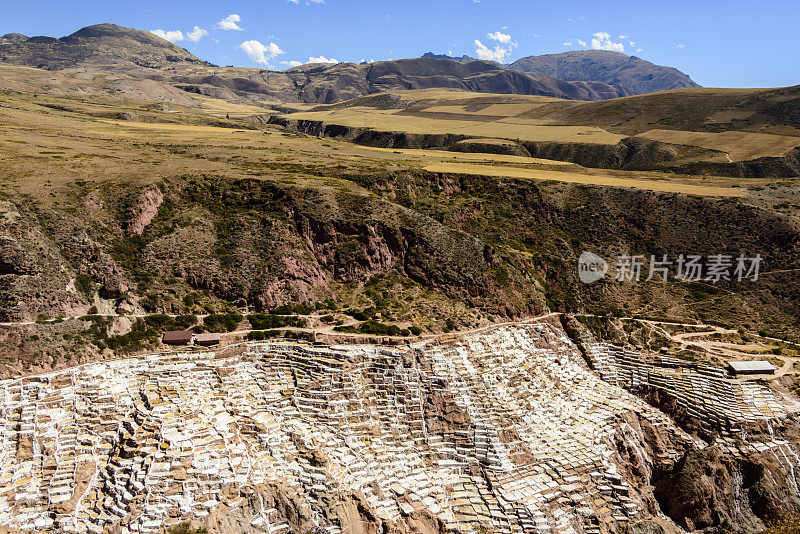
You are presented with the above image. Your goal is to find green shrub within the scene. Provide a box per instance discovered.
[103,319,160,354]
[284,331,315,342]
[408,326,422,336]
[203,313,244,332]
[335,320,402,336]
[174,315,198,329]
[247,314,306,329]
[360,320,400,336]
[293,302,314,315]
[144,314,173,328]
[246,329,282,341]
[271,304,293,315]
[74,273,94,300]
[344,308,372,321]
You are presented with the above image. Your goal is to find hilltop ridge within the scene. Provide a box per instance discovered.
[0,23,212,69]
[0,24,649,103]
[422,49,699,95]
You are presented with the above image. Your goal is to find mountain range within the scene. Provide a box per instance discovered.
[0,24,697,104]
[424,50,699,96]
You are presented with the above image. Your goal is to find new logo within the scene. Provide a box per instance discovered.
[578,251,608,284]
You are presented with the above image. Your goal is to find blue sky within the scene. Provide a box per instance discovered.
[3,0,799,88]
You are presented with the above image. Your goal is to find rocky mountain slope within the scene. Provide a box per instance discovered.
[507,50,699,95]
[289,57,632,103]
[0,23,211,69]
[1,24,634,104]
[421,49,699,95]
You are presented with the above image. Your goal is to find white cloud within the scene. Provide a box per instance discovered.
[564,39,587,48]
[239,40,285,66]
[308,55,339,64]
[186,26,208,43]
[282,56,339,66]
[218,14,243,31]
[487,31,512,44]
[474,39,516,62]
[676,43,686,49]
[619,34,629,39]
[151,29,184,43]
[474,30,517,62]
[628,41,643,53]
[590,31,625,52]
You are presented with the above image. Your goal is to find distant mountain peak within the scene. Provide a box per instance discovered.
[422,51,477,63]
[0,23,213,70]
[507,49,698,95]
[0,33,28,45]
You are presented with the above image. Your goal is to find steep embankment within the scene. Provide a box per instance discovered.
[0,174,544,323]
[269,116,800,178]
[4,168,800,339]
[349,169,800,339]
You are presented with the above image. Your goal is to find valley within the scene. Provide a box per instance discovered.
[2,19,800,533]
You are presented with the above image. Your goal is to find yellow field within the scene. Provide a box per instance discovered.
[191,94,273,118]
[287,88,800,162]
[288,108,625,145]
[355,145,573,165]
[423,162,747,197]
[100,119,257,135]
[0,88,778,208]
[384,88,566,103]
[636,129,800,161]
[422,103,545,116]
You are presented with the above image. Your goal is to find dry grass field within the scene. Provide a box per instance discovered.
[288,107,626,144]
[283,86,800,166]
[422,162,746,197]
[636,129,800,161]
[0,89,761,205]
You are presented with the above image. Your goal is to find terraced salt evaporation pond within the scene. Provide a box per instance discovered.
[0,324,798,533]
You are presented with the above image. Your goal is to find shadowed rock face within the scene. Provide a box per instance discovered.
[653,442,800,532]
[294,57,632,103]
[508,50,700,95]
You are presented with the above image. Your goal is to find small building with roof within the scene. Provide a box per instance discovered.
[162,330,193,345]
[727,360,776,376]
[194,333,221,346]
